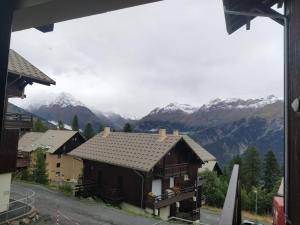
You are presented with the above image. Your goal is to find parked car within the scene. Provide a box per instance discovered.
[242,220,263,225]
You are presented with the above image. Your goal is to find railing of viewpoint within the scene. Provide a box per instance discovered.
[0,186,35,223]
[219,164,241,225]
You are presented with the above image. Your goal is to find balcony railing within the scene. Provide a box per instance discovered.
[154,163,189,178]
[219,165,241,225]
[4,113,33,129]
[146,186,195,209]
[16,158,31,168]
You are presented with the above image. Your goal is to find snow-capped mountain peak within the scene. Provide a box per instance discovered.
[49,92,84,108]
[201,95,280,111]
[150,102,198,115]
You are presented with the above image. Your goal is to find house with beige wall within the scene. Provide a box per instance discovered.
[18,130,86,183]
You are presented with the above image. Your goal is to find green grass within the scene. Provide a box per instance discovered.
[202,205,272,224]
[14,179,73,196]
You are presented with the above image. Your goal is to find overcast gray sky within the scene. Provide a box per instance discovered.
[10,0,283,118]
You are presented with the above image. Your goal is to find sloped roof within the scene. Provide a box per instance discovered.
[181,135,216,162]
[198,160,222,175]
[18,132,44,151]
[70,132,216,172]
[8,49,56,85]
[198,161,218,173]
[21,130,78,153]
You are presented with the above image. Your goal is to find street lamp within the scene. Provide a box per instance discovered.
[254,190,258,215]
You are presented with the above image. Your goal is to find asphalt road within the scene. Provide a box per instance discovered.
[13,182,183,225]
[12,182,221,225]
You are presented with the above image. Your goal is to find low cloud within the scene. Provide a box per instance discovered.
[10,0,283,118]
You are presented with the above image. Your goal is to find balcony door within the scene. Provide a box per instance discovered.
[152,179,162,196]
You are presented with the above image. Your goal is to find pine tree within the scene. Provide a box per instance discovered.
[241,146,262,190]
[84,123,94,140]
[263,149,280,192]
[58,120,64,130]
[32,148,48,184]
[123,123,132,132]
[33,118,48,132]
[71,115,79,131]
[228,154,242,172]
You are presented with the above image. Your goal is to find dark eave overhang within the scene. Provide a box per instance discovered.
[12,0,162,33]
[222,0,284,34]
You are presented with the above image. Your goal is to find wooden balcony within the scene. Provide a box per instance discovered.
[154,163,189,178]
[16,152,30,168]
[146,186,195,209]
[219,165,241,225]
[4,113,33,129]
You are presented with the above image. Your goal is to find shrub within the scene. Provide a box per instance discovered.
[58,184,73,194]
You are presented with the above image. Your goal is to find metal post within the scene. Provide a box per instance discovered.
[254,190,258,215]
[0,1,13,145]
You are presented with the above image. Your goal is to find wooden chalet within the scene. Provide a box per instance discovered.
[70,128,216,221]
[0,49,55,213]
[198,160,222,175]
[19,130,86,182]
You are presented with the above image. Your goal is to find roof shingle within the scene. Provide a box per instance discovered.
[70,132,216,172]
[20,130,78,154]
[8,49,56,85]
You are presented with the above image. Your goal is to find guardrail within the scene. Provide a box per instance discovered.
[0,186,35,223]
[219,164,241,225]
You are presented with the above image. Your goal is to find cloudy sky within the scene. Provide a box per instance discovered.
[10,0,283,118]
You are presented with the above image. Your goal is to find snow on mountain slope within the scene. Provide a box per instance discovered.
[150,103,199,115]
[201,95,280,111]
[49,92,84,107]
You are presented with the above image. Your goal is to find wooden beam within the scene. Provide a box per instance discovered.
[0,1,14,145]
[286,0,300,224]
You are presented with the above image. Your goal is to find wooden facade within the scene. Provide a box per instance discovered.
[78,139,202,220]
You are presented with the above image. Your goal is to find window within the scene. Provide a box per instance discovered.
[184,174,189,181]
[170,177,174,188]
[56,172,60,177]
[56,163,61,168]
[57,154,61,159]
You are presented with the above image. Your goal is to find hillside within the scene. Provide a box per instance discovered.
[30,92,114,131]
[135,95,283,166]
[19,93,283,167]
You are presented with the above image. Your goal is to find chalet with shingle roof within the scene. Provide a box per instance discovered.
[71,128,218,221]
[198,160,222,175]
[18,130,85,182]
[0,49,55,213]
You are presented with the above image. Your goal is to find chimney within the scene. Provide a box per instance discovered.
[158,128,167,141]
[103,127,111,137]
[173,129,179,136]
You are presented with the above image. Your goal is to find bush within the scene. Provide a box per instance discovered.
[200,170,227,208]
[19,168,30,180]
[58,184,73,194]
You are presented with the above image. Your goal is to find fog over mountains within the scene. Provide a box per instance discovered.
[13,93,283,167]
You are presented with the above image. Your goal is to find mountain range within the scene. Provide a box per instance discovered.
[11,93,283,167]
